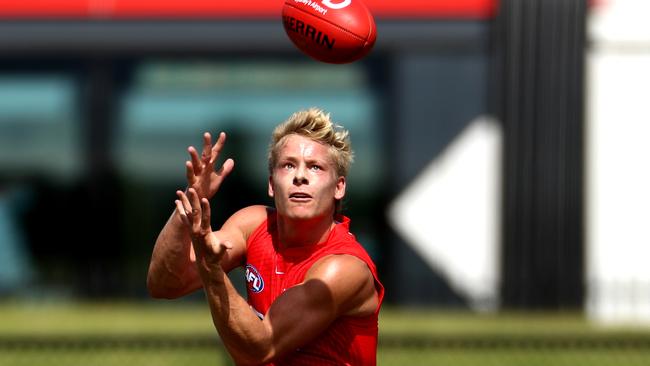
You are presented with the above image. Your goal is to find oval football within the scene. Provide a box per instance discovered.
[282,0,376,64]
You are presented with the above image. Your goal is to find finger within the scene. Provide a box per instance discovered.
[221,240,233,250]
[210,132,227,165]
[175,190,192,223]
[217,158,235,179]
[188,146,202,176]
[200,198,211,233]
[176,190,193,218]
[209,159,234,194]
[202,132,213,164]
[187,188,202,232]
[215,240,233,258]
[175,199,191,226]
[206,237,232,257]
[185,161,196,185]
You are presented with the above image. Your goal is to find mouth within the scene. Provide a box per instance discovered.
[289,192,312,202]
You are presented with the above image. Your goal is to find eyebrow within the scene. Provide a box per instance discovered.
[278,155,329,166]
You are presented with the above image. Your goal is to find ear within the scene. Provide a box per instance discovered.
[334,176,346,200]
[268,175,275,198]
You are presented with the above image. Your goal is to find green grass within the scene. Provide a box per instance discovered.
[2,301,650,366]
[0,302,614,336]
[0,301,215,336]
[0,349,229,366]
[379,306,649,336]
[377,349,650,366]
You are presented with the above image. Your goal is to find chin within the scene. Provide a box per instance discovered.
[279,205,322,221]
[284,210,317,221]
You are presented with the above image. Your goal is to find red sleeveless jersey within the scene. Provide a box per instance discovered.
[245,209,384,365]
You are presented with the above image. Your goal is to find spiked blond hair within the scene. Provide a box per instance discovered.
[268,108,354,177]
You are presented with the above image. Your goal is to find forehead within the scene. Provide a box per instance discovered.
[278,134,331,160]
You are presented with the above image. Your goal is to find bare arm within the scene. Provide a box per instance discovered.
[177,190,379,365]
[147,208,199,298]
[147,132,235,299]
[206,252,377,365]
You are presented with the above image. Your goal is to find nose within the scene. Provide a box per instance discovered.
[293,164,308,185]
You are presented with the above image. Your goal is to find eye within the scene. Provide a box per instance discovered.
[283,162,295,169]
[310,165,322,171]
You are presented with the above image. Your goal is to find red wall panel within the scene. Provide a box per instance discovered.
[0,0,497,19]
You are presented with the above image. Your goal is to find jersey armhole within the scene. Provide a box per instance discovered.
[245,206,275,250]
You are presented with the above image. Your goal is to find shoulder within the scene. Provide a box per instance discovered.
[221,205,270,239]
[212,205,271,271]
[307,254,370,279]
[305,254,378,316]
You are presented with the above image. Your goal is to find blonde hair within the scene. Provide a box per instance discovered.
[268,108,354,177]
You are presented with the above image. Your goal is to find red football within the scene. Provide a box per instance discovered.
[282,0,377,64]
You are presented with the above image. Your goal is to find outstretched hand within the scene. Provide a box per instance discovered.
[186,132,234,200]
[175,188,232,273]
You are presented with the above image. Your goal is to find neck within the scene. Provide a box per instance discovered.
[276,214,336,249]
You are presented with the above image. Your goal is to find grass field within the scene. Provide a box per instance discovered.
[2,301,650,365]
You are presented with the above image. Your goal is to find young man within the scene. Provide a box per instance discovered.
[147,108,383,365]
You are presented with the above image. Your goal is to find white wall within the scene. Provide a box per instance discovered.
[587,0,650,324]
[389,116,501,311]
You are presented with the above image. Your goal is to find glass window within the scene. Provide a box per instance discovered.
[0,74,82,182]
[115,60,383,199]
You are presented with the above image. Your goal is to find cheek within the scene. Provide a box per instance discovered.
[320,176,339,193]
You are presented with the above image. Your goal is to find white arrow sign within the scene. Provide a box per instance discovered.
[388,116,502,311]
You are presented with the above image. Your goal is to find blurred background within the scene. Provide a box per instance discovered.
[1,0,650,365]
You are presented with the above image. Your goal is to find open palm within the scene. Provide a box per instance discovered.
[186,132,234,199]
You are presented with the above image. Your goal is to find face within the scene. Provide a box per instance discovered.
[268,134,346,222]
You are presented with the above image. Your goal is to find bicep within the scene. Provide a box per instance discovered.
[260,255,377,359]
[261,278,339,358]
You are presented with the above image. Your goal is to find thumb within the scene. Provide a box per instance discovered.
[206,237,232,256]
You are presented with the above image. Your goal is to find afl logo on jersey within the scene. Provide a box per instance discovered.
[245,264,265,293]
